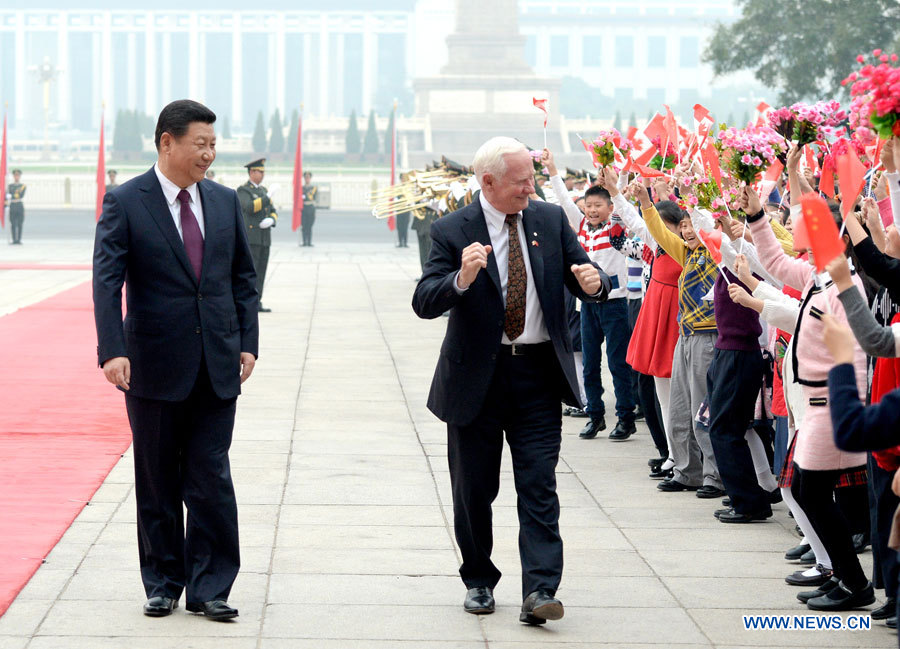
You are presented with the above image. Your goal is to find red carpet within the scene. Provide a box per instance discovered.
[0,282,131,617]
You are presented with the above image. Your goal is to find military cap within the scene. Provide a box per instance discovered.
[244,158,266,171]
[11,168,21,174]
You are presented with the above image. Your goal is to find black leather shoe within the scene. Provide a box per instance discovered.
[649,467,673,479]
[143,596,178,617]
[806,580,875,611]
[657,478,698,492]
[463,587,494,614]
[696,485,727,499]
[579,417,606,439]
[799,548,816,565]
[258,304,272,313]
[186,600,239,621]
[784,543,811,561]
[886,616,897,629]
[798,577,840,603]
[713,507,731,519]
[520,590,564,625]
[872,597,897,620]
[785,564,832,586]
[852,533,870,554]
[608,419,636,441]
[769,488,783,504]
[648,457,666,470]
[718,508,773,523]
[721,497,732,507]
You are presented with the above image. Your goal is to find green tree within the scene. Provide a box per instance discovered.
[362,110,379,155]
[286,110,299,153]
[346,110,361,154]
[383,108,395,155]
[612,110,621,131]
[222,115,232,139]
[112,109,126,153]
[704,0,900,104]
[128,110,143,152]
[268,109,284,152]
[252,111,267,153]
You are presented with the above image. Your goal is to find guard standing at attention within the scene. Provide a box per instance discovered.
[7,169,26,244]
[301,171,317,246]
[237,158,277,312]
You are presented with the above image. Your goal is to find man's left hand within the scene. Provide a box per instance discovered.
[240,352,256,383]
[571,263,603,295]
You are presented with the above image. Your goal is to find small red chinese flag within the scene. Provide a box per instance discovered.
[792,212,811,253]
[836,149,867,218]
[801,193,844,272]
[819,156,835,198]
[532,97,548,127]
[291,112,303,231]
[696,228,723,265]
[693,103,712,125]
[643,113,667,147]
[702,142,723,193]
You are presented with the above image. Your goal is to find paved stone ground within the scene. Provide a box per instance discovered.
[0,238,892,648]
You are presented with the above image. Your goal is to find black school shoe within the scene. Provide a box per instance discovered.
[784,543,812,561]
[806,580,875,611]
[797,577,840,603]
[871,597,897,620]
[657,478,699,492]
[785,564,832,586]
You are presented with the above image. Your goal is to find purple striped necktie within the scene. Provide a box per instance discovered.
[176,189,204,281]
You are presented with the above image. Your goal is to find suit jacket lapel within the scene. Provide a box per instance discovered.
[523,203,545,296]
[460,201,501,297]
[139,168,198,286]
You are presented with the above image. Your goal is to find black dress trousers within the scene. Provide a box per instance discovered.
[447,343,564,599]
[124,357,240,604]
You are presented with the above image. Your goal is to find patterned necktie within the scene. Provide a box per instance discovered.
[504,213,526,341]
[177,189,204,281]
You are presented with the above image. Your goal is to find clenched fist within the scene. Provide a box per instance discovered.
[457,242,493,289]
[571,263,603,296]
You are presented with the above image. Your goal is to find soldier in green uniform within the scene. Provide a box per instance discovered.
[106,169,119,193]
[237,158,277,312]
[301,171,316,246]
[7,169,26,244]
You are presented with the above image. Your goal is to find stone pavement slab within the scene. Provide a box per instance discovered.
[0,239,893,648]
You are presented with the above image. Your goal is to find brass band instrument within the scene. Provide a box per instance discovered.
[368,156,475,220]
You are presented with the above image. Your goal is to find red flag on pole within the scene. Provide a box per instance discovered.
[696,228,723,265]
[702,142,723,192]
[95,109,105,222]
[801,193,844,272]
[643,113,667,148]
[291,110,303,231]
[663,105,679,148]
[836,149,867,218]
[532,97,548,127]
[387,104,397,232]
[0,108,6,230]
[693,103,712,125]
[819,156,835,198]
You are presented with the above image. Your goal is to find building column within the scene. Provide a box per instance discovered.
[57,12,70,123]
[101,11,113,115]
[126,32,137,109]
[302,33,312,116]
[160,32,171,105]
[145,13,157,113]
[231,15,242,126]
[274,23,286,120]
[361,18,375,116]
[332,33,344,116]
[14,11,26,123]
[318,24,328,117]
[188,13,202,103]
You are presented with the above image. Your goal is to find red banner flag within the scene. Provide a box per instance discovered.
[693,103,712,125]
[388,105,397,232]
[663,104,679,150]
[801,193,844,272]
[819,156,835,198]
[632,161,666,178]
[756,101,771,114]
[533,97,548,127]
[804,146,817,173]
[291,111,303,231]
[0,109,6,230]
[702,142,723,193]
[643,113,667,148]
[696,228,723,265]
[836,149,867,217]
[791,212,811,252]
[95,110,105,222]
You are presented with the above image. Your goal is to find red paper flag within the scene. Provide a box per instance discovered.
[0,109,6,230]
[388,104,397,231]
[291,111,303,231]
[626,126,638,143]
[663,105,679,150]
[757,101,771,114]
[643,113,667,147]
[804,146,817,173]
[836,149,866,218]
[819,156,835,198]
[533,97,548,127]
[696,228,722,265]
[693,103,712,125]
[95,110,105,222]
[868,138,885,167]
[634,147,656,166]
[764,159,784,182]
[791,212,811,252]
[801,193,844,272]
[632,161,666,178]
[702,142,723,192]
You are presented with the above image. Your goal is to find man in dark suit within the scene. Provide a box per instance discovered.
[412,137,610,626]
[93,99,259,621]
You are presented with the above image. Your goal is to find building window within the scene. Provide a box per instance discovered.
[582,35,601,66]
[550,35,568,67]
[680,36,699,68]
[647,36,665,68]
[615,35,633,67]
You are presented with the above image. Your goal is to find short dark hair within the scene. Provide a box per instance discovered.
[584,185,611,204]
[655,200,686,226]
[154,100,216,151]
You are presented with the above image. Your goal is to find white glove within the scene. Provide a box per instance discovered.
[259,217,275,229]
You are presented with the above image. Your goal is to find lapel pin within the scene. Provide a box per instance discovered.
[532,240,539,247]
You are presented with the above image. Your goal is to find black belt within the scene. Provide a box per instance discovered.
[500,341,553,356]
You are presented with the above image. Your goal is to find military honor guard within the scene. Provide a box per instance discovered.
[7,169,26,244]
[301,171,317,246]
[106,169,119,193]
[237,158,277,312]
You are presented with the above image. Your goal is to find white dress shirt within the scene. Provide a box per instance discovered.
[456,193,550,344]
[154,163,205,240]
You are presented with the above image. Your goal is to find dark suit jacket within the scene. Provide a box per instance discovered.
[93,167,259,402]
[412,198,610,426]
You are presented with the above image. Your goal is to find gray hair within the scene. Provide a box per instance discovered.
[473,136,527,185]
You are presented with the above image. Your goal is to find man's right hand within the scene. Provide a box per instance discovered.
[102,356,131,391]
[457,243,493,289]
